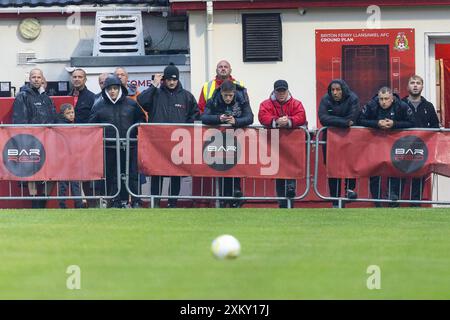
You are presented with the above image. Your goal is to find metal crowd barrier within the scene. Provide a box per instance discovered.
[9,123,450,209]
[314,126,448,208]
[125,123,311,208]
[0,123,120,207]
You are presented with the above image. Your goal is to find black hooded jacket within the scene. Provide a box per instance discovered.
[137,82,199,123]
[401,96,440,128]
[89,76,144,138]
[12,85,57,124]
[318,79,360,127]
[71,86,96,124]
[358,93,415,129]
[201,84,254,127]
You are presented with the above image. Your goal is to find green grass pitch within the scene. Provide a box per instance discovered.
[0,208,449,299]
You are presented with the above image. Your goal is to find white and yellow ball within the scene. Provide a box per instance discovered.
[211,235,241,259]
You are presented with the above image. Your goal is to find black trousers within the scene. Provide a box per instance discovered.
[276,179,296,208]
[329,178,356,206]
[328,178,356,197]
[369,176,404,200]
[411,177,426,201]
[151,176,181,206]
[218,177,242,196]
[322,131,357,206]
[105,146,139,205]
[58,181,83,208]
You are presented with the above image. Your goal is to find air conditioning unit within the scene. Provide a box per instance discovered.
[93,11,145,56]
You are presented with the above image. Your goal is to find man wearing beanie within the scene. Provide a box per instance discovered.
[138,63,200,208]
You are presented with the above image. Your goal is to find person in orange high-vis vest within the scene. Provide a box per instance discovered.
[198,60,246,113]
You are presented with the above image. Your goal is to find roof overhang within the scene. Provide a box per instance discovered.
[0,0,167,7]
[0,2,169,17]
[170,0,450,11]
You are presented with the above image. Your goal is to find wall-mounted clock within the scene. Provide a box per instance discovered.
[18,18,41,41]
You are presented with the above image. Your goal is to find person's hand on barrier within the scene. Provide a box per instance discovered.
[226,116,236,125]
[276,116,289,127]
[348,120,354,127]
[378,119,388,129]
[220,114,229,123]
[152,74,163,87]
[384,119,394,129]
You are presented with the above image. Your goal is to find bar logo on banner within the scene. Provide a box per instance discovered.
[139,125,306,179]
[391,135,428,173]
[203,130,241,171]
[2,134,46,177]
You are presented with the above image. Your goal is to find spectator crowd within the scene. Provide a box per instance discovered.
[11,61,439,209]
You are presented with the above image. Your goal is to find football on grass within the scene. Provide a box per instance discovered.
[211,235,241,259]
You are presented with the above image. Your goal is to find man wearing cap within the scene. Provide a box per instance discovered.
[198,60,246,113]
[138,63,200,208]
[258,79,307,208]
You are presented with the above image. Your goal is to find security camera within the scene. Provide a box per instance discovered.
[298,7,306,15]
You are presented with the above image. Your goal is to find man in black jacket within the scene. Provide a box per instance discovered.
[402,75,440,206]
[318,79,360,208]
[89,75,145,208]
[201,80,254,208]
[13,68,57,125]
[13,68,57,208]
[137,63,200,208]
[70,68,96,124]
[70,68,97,207]
[358,86,415,207]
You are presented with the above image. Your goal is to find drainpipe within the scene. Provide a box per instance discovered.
[206,0,214,80]
[206,0,218,206]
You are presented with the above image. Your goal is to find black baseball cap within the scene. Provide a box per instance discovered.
[274,80,288,91]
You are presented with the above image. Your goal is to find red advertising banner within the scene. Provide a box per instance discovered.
[326,127,450,178]
[0,126,104,181]
[315,28,415,126]
[138,125,306,179]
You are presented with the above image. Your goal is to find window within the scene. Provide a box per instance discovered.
[242,13,282,62]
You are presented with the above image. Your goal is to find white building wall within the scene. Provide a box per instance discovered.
[0,13,188,92]
[188,6,450,127]
[0,16,96,87]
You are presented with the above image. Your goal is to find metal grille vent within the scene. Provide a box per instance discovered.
[93,11,145,56]
[17,52,36,65]
[243,13,282,62]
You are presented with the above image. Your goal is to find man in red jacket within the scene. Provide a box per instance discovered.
[258,80,307,208]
